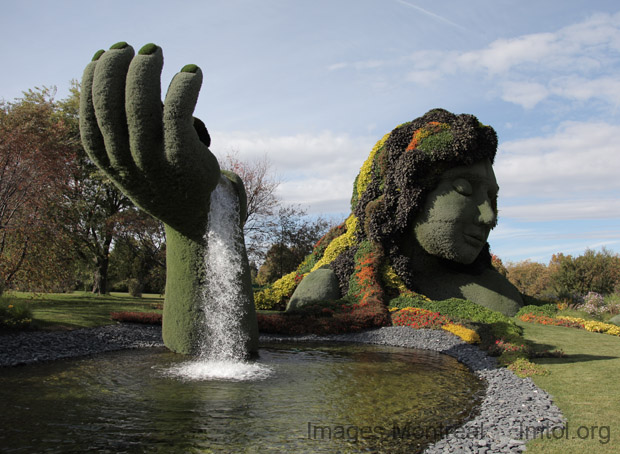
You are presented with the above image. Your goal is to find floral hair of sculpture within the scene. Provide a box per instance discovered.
[338,108,498,292]
[256,108,500,312]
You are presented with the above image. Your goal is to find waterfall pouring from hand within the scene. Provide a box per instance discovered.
[167,176,271,381]
[199,177,248,361]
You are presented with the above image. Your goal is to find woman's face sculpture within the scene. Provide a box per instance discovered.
[412,158,499,265]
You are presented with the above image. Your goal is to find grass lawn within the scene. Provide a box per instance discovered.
[519,320,620,453]
[5,291,163,330]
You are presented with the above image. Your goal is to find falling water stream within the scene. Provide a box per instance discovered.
[167,176,271,381]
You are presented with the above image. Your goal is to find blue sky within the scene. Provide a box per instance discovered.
[2,0,620,264]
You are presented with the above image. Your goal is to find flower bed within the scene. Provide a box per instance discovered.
[518,313,584,328]
[110,311,162,325]
[557,316,620,336]
[519,312,620,338]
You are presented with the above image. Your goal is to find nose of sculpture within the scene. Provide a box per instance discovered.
[476,199,497,227]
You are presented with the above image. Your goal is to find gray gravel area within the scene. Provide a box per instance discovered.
[0,323,164,367]
[0,324,564,453]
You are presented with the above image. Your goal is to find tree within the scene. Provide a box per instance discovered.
[0,87,77,290]
[53,83,136,294]
[256,206,330,284]
[0,84,141,294]
[220,151,280,263]
[108,209,166,294]
[550,248,620,297]
[505,260,553,299]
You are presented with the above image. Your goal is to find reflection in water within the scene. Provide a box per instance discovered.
[0,343,484,453]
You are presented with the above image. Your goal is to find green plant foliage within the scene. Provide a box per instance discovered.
[516,304,558,318]
[507,357,550,378]
[389,294,432,310]
[126,278,143,298]
[138,43,158,55]
[0,298,32,330]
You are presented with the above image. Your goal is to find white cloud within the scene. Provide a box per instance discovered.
[499,199,620,222]
[343,12,620,109]
[495,120,620,199]
[210,130,374,214]
[457,32,558,75]
[549,76,620,105]
[500,81,549,109]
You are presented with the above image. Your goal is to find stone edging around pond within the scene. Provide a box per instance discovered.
[261,326,565,454]
[0,324,564,453]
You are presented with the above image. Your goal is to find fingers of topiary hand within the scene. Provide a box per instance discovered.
[126,43,166,175]
[92,42,137,181]
[163,65,205,165]
[79,55,111,171]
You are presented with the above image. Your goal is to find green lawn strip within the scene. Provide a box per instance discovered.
[517,320,619,453]
[6,291,163,330]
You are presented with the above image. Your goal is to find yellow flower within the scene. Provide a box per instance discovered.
[442,323,481,344]
[356,133,390,198]
[7,305,13,309]
[310,215,358,272]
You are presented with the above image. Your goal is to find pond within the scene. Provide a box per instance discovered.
[0,342,484,453]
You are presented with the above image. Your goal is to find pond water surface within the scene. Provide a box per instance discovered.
[0,342,484,453]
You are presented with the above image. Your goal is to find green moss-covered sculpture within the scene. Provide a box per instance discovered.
[79,43,258,354]
[273,109,522,317]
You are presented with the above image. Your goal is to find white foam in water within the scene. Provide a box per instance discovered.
[168,177,273,381]
[166,360,273,381]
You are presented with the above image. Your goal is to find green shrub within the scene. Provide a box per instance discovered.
[388,294,431,309]
[516,303,558,318]
[0,298,32,330]
[507,357,550,378]
[127,279,143,298]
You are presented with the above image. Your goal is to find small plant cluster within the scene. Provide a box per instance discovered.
[110,311,162,325]
[391,307,450,329]
[515,303,558,318]
[576,291,620,316]
[391,296,523,346]
[488,338,531,356]
[519,311,620,338]
[507,358,550,378]
[0,299,32,330]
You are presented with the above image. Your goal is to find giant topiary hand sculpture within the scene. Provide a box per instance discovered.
[79,42,258,355]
